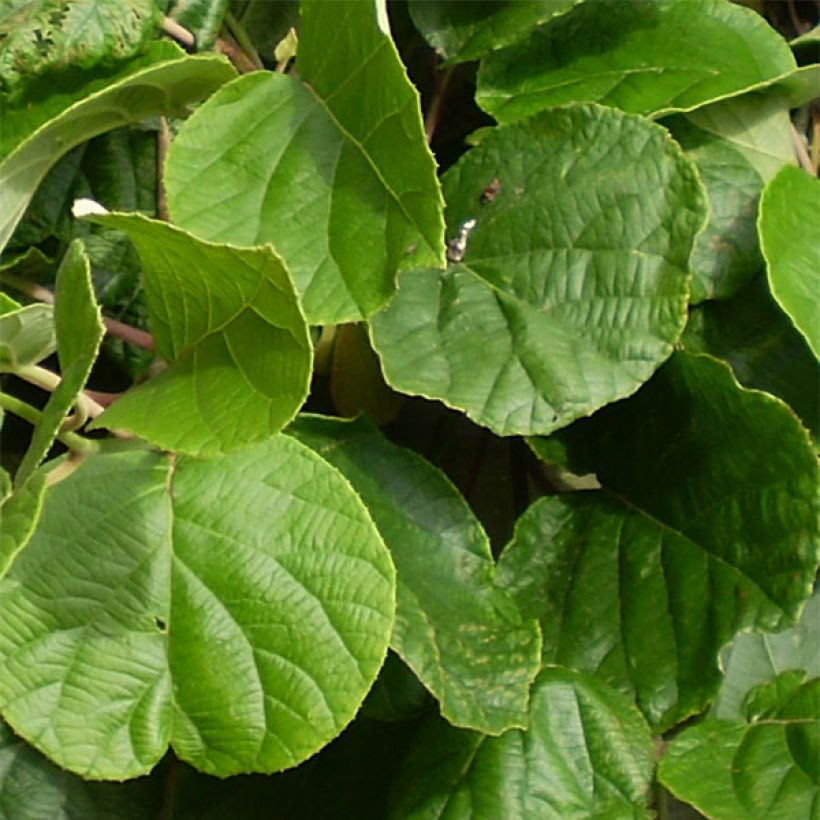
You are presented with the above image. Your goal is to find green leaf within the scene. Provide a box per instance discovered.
[15,241,104,486]
[166,0,229,50]
[0,293,21,315]
[516,352,818,728]
[659,678,820,819]
[164,0,445,324]
[713,588,820,721]
[0,0,160,97]
[0,303,55,370]
[759,165,820,359]
[371,105,703,437]
[476,0,796,122]
[682,274,819,445]
[0,471,46,580]
[287,415,541,735]
[0,718,161,819]
[0,41,236,254]
[408,0,580,64]
[0,438,396,778]
[389,667,654,819]
[81,211,311,456]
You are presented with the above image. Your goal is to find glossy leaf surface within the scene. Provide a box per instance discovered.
[0,439,395,778]
[372,105,703,436]
[516,352,818,727]
[0,41,235,254]
[82,212,311,456]
[389,667,654,819]
[288,415,541,735]
[165,0,444,324]
[759,165,820,359]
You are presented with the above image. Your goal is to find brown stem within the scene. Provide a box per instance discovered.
[104,316,155,352]
[157,117,172,222]
[162,16,195,49]
[789,122,814,174]
[216,32,262,73]
[424,66,454,145]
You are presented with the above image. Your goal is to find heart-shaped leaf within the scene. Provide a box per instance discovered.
[371,104,704,436]
[0,437,396,778]
[164,0,444,325]
[476,0,796,122]
[81,211,312,456]
[288,414,541,735]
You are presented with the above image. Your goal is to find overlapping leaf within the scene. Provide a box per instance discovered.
[476,0,796,122]
[0,304,55,370]
[0,471,46,580]
[164,0,444,325]
[15,241,104,486]
[659,676,819,819]
[759,165,820,359]
[511,352,818,728]
[288,415,541,735]
[80,211,311,456]
[408,0,580,64]
[0,439,396,779]
[0,41,236,254]
[389,668,654,819]
[372,104,703,437]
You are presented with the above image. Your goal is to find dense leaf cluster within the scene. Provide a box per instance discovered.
[0,0,817,817]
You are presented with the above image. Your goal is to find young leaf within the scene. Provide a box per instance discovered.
[389,667,654,819]
[408,0,580,64]
[659,677,819,819]
[713,588,820,721]
[0,0,161,96]
[288,415,541,735]
[476,0,796,122]
[0,41,236,254]
[0,717,162,818]
[164,0,445,324]
[0,438,396,779]
[0,304,56,370]
[759,165,820,359]
[80,211,312,456]
[371,105,704,437]
[15,241,104,486]
[683,275,819,445]
[517,352,818,728]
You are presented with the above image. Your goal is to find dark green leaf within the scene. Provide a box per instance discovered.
[164,0,445,324]
[0,0,160,97]
[408,0,580,64]
[0,41,236,254]
[759,165,820,359]
[15,241,104,486]
[476,0,796,122]
[389,667,654,819]
[372,105,703,436]
[517,352,818,727]
[288,415,541,735]
[0,438,395,778]
[166,0,229,50]
[82,211,311,456]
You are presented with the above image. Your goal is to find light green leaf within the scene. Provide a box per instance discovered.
[0,471,46,580]
[476,0,795,123]
[389,667,654,819]
[791,23,820,48]
[0,0,160,96]
[408,0,580,64]
[683,274,819,446]
[659,678,819,819]
[713,588,820,721]
[516,352,818,728]
[81,211,311,456]
[288,414,541,735]
[15,241,104,486]
[371,105,703,437]
[0,40,236,254]
[0,293,21,315]
[0,438,396,779]
[759,165,820,359]
[164,0,445,324]
[0,717,161,819]
[0,303,55,370]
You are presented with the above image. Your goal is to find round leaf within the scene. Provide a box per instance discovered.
[0,439,396,778]
[372,105,704,436]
